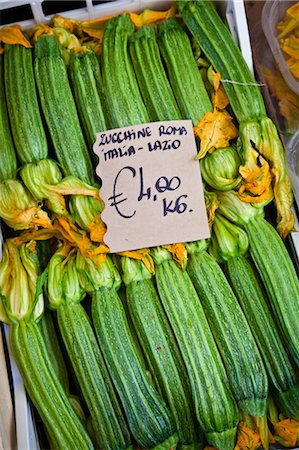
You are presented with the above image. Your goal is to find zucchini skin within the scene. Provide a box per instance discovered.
[38,308,69,394]
[126,277,203,448]
[153,253,238,450]
[69,50,107,149]
[245,217,299,367]
[102,14,150,128]
[226,255,299,420]
[158,19,212,125]
[34,35,94,185]
[178,0,266,123]
[0,55,17,181]
[187,250,268,417]
[92,288,178,449]
[10,321,94,450]
[4,44,48,164]
[57,302,132,450]
[129,25,182,122]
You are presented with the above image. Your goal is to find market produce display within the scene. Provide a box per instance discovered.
[0,1,298,450]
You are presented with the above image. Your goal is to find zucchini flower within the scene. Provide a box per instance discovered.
[121,256,152,286]
[20,159,100,216]
[76,251,121,294]
[0,240,44,324]
[0,179,52,230]
[200,146,242,191]
[185,239,209,256]
[239,118,294,238]
[209,213,249,263]
[69,195,106,243]
[47,243,86,308]
[217,190,264,226]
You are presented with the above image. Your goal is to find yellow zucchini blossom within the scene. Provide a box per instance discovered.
[0,240,43,324]
[0,179,52,231]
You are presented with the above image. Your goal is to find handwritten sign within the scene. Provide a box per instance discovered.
[94,120,210,253]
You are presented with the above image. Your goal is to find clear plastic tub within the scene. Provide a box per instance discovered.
[287,130,299,209]
[262,0,299,95]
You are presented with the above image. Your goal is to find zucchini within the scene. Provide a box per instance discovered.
[34,35,94,185]
[0,55,17,181]
[186,240,269,419]
[102,14,150,128]
[157,19,212,125]
[122,256,203,449]
[10,321,94,450]
[178,0,294,238]
[151,247,238,450]
[80,254,178,448]
[57,303,132,449]
[38,308,69,394]
[226,255,299,420]
[92,288,178,449]
[129,25,182,122]
[47,248,132,450]
[0,240,93,450]
[4,44,48,164]
[69,49,107,149]
[218,191,299,366]
[177,0,265,123]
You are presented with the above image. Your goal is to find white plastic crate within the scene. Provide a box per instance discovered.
[0,1,297,449]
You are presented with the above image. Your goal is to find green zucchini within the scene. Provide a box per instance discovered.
[151,247,238,450]
[122,256,203,449]
[178,0,294,238]
[0,55,17,181]
[57,303,132,449]
[102,14,150,128]
[157,19,212,125]
[92,288,178,449]
[129,25,182,122]
[4,44,48,164]
[77,253,177,449]
[34,35,94,185]
[47,248,132,450]
[38,308,69,394]
[186,240,268,419]
[177,0,265,123]
[69,49,107,149]
[10,321,94,450]
[218,191,299,366]
[226,255,299,420]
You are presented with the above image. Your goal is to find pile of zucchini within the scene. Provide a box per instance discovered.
[0,2,298,450]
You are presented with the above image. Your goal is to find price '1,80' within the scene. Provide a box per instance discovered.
[108,166,193,219]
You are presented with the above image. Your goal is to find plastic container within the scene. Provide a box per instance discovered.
[287,130,299,209]
[262,0,299,95]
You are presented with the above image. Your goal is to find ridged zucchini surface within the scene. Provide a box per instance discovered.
[69,50,107,148]
[177,0,266,123]
[186,247,268,418]
[0,55,17,181]
[10,321,94,450]
[129,25,182,122]
[122,257,203,448]
[34,35,94,185]
[226,255,299,420]
[4,44,48,164]
[151,248,238,450]
[92,288,178,449]
[158,19,212,125]
[102,14,150,128]
[57,302,132,450]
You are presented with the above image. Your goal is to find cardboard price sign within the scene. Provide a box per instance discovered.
[95,120,210,253]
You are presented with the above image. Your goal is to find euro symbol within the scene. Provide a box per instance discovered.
[108,166,136,219]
